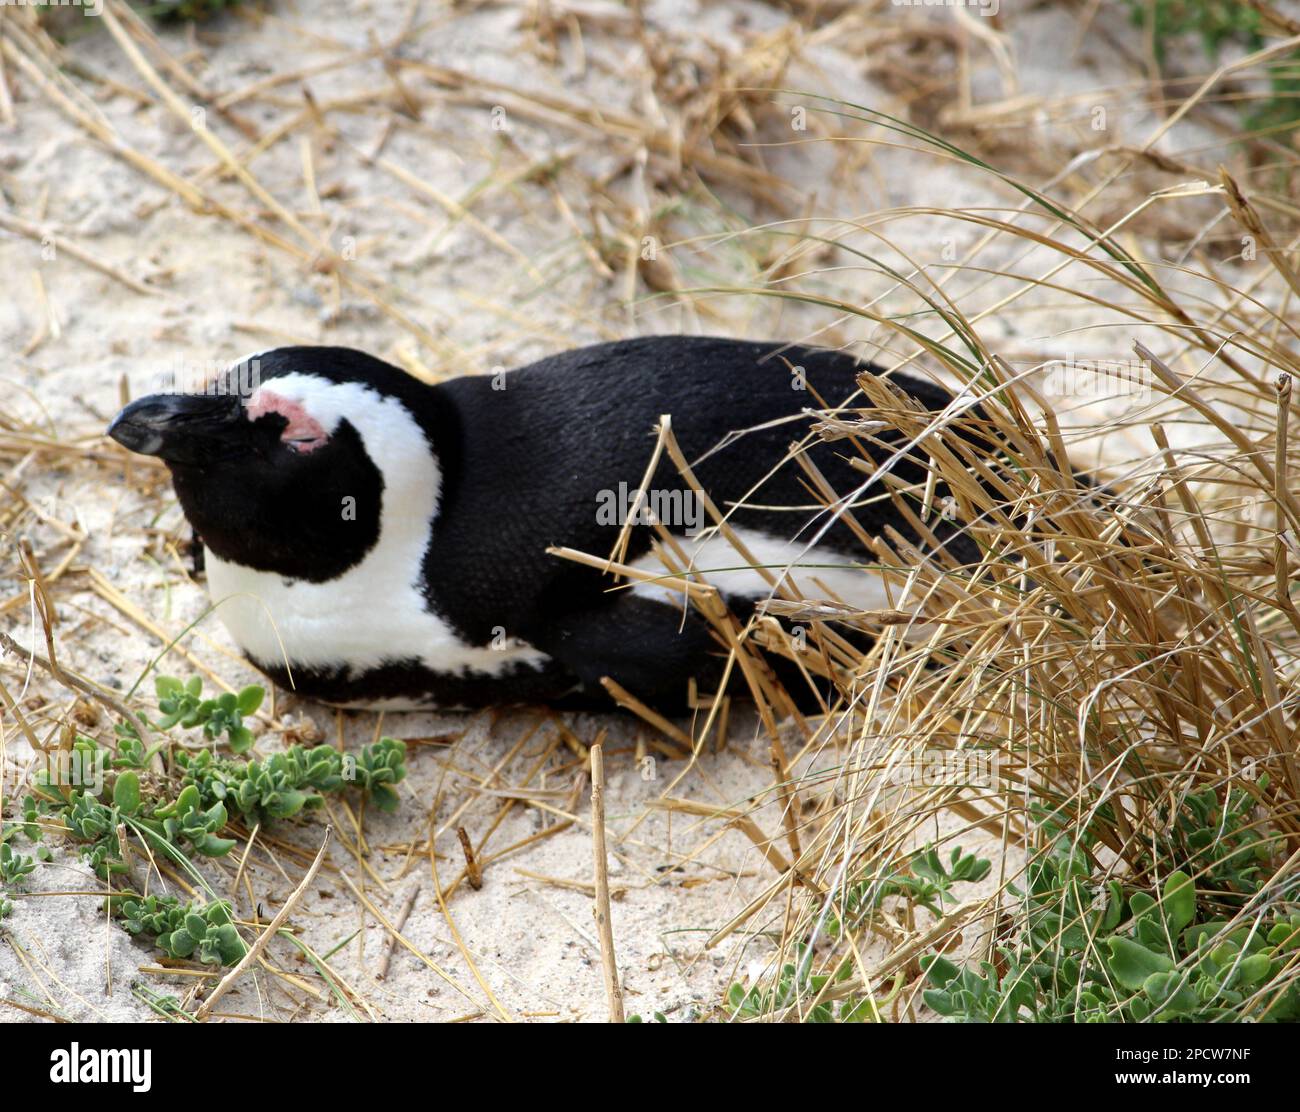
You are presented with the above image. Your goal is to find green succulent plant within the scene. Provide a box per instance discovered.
[830,844,991,935]
[8,672,408,969]
[177,737,408,819]
[152,675,263,754]
[920,798,1300,1023]
[0,841,35,887]
[0,841,37,920]
[151,784,238,858]
[116,895,248,965]
[726,844,991,1022]
[728,944,868,1023]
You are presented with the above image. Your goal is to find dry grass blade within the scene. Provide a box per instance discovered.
[589,744,625,1022]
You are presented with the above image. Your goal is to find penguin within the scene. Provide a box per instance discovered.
[106,336,984,714]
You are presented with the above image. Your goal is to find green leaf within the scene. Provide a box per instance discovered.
[922,989,957,1016]
[167,929,198,958]
[197,834,237,857]
[227,725,254,754]
[1106,937,1175,991]
[920,954,959,988]
[1268,921,1300,950]
[370,783,400,813]
[113,772,141,816]
[265,790,307,819]
[236,685,264,715]
[213,923,246,964]
[1235,953,1273,987]
[1185,920,1233,953]
[1101,881,1124,931]
[1162,871,1195,934]
[1130,891,1157,921]
[1143,971,1196,1015]
[176,784,201,815]
[1212,941,1240,967]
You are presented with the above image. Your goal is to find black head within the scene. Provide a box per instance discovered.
[108,348,446,582]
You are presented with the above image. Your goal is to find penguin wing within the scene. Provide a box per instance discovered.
[529,595,721,712]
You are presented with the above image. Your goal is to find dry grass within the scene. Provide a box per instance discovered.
[2,1,1300,1022]
[608,98,1300,1018]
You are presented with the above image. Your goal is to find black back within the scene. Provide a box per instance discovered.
[419,336,976,645]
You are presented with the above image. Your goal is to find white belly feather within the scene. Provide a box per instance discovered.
[629,527,895,611]
[205,551,549,679]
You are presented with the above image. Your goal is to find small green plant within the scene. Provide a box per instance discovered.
[151,784,239,858]
[27,734,408,881]
[111,731,169,771]
[920,798,1299,1022]
[831,844,991,934]
[725,844,990,1020]
[176,736,408,819]
[0,840,37,920]
[8,674,411,966]
[1125,0,1300,139]
[151,675,263,754]
[728,944,876,1022]
[0,841,35,887]
[114,895,247,965]
[1159,783,1280,904]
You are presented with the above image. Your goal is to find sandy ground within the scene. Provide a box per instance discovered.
[0,1,1249,1021]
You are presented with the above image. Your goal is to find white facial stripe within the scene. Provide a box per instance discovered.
[247,373,360,435]
[209,371,551,682]
[246,373,441,512]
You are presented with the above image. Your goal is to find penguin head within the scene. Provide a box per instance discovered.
[108,347,444,581]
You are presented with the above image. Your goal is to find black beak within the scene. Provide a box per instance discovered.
[107,392,243,465]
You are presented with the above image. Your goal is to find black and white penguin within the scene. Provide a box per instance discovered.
[107,337,982,713]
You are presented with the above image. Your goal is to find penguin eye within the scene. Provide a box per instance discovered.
[246,390,330,455]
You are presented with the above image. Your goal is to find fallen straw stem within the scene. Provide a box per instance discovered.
[0,630,155,759]
[456,826,483,890]
[194,826,332,1022]
[589,744,625,1023]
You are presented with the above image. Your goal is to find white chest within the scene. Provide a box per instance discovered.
[205,549,549,680]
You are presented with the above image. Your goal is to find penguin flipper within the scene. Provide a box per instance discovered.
[532,596,722,714]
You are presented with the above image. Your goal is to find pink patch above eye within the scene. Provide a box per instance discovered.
[246,390,329,454]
